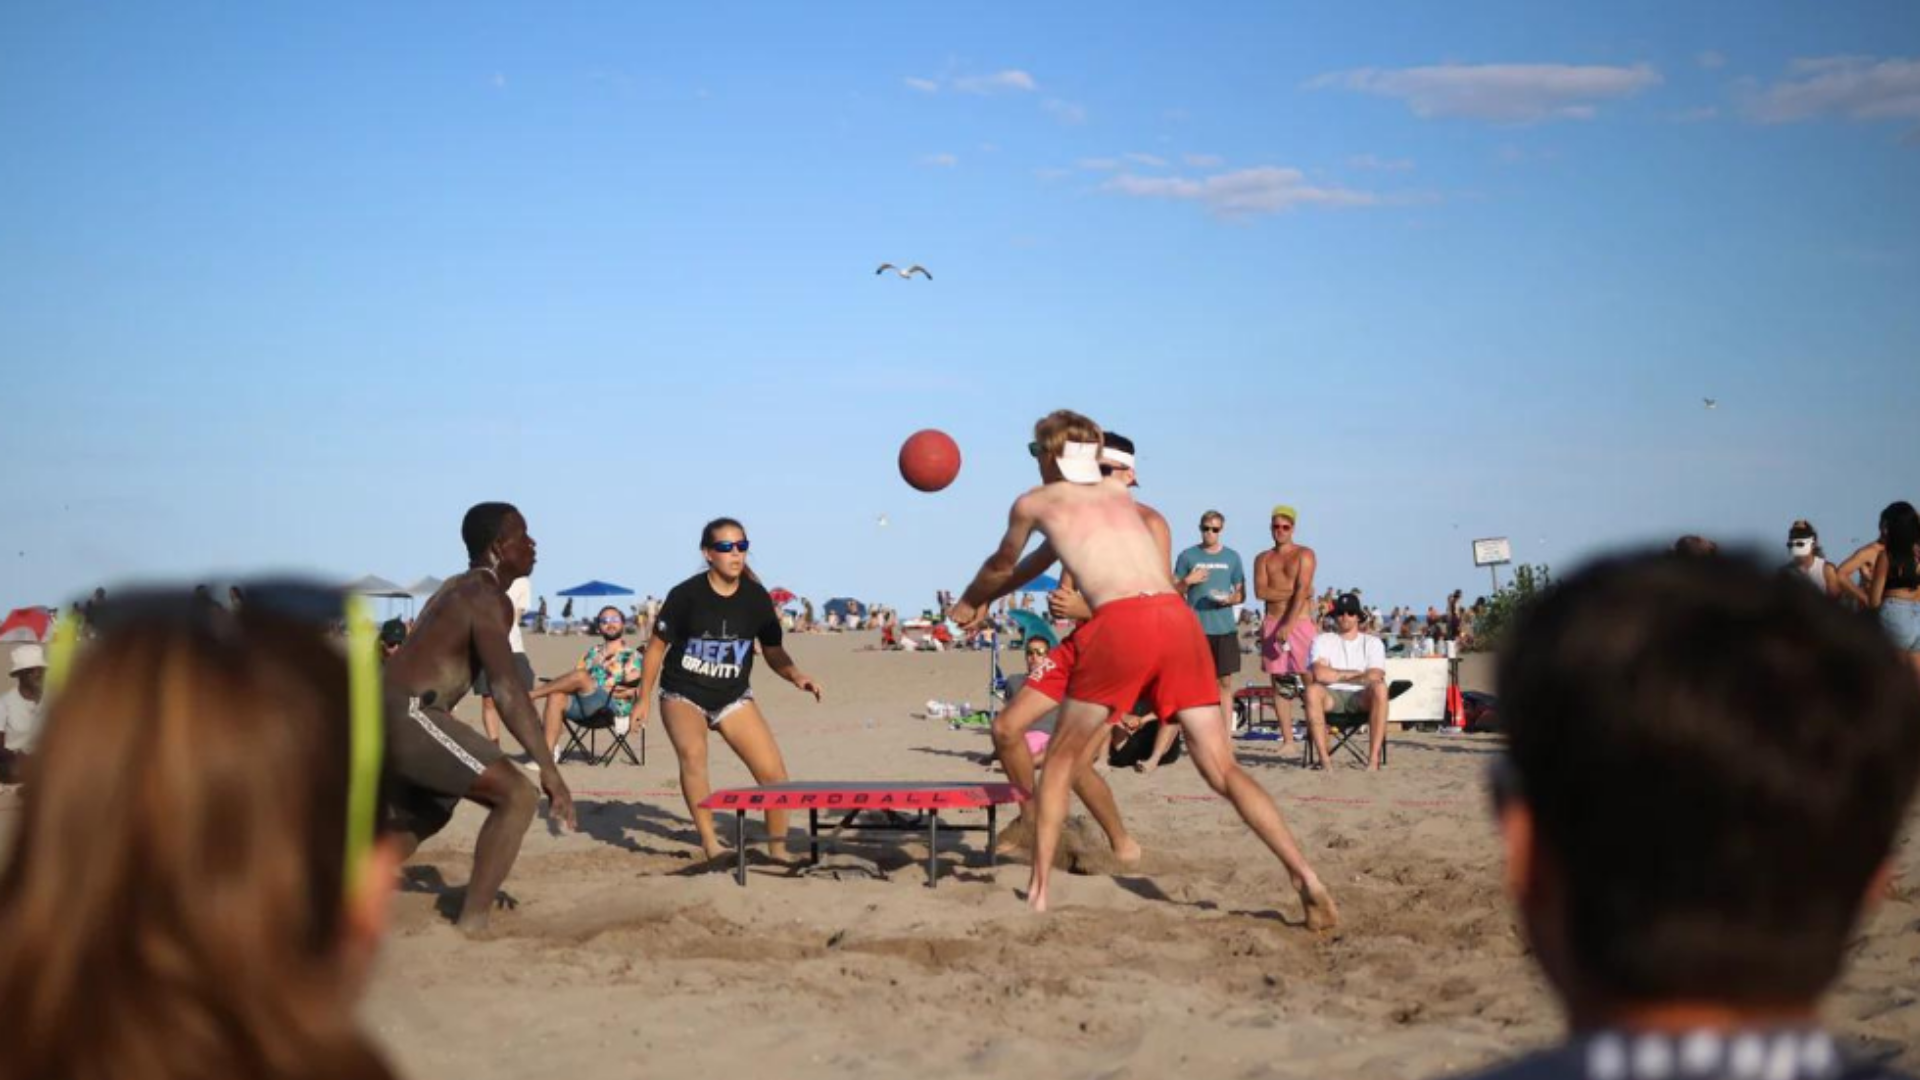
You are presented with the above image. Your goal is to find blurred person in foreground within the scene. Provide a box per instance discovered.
[0,593,402,1080]
[1673,535,1719,558]
[1454,552,1920,1080]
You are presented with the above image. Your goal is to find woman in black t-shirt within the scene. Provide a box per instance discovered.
[636,517,822,861]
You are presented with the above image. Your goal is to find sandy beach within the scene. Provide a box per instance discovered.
[350,630,1920,1079]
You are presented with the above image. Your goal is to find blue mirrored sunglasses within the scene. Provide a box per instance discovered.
[709,540,750,553]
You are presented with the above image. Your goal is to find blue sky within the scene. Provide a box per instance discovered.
[3,1,1916,615]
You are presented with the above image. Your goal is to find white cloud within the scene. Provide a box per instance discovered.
[1697,51,1728,71]
[1033,167,1070,181]
[1043,98,1087,124]
[1123,151,1168,167]
[903,76,940,94]
[1671,105,1720,123]
[953,69,1037,95]
[1310,62,1662,122]
[1182,153,1224,168]
[920,153,959,168]
[1077,157,1122,171]
[1746,56,1920,123]
[1104,165,1378,218]
[1348,153,1414,171]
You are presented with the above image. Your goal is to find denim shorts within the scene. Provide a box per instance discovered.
[1881,597,1920,651]
[564,688,615,720]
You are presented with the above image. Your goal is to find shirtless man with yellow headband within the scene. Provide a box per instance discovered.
[1254,505,1316,749]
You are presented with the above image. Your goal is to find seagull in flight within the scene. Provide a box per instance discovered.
[1703,398,1718,410]
[876,263,932,280]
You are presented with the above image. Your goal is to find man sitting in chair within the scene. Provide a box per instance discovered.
[529,605,643,757]
[1304,592,1390,771]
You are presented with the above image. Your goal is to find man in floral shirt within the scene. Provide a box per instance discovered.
[530,605,644,756]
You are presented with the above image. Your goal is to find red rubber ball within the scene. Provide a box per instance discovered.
[899,429,962,493]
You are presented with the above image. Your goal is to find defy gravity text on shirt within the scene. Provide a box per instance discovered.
[656,575,782,710]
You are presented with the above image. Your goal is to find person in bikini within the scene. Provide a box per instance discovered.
[1254,504,1316,749]
[383,502,577,933]
[950,410,1337,923]
[634,517,821,862]
[983,430,1165,866]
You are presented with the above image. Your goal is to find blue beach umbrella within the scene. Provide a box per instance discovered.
[556,580,635,598]
[1015,573,1060,594]
[1008,608,1058,647]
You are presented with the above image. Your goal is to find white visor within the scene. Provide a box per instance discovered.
[1099,447,1135,470]
[1056,441,1104,484]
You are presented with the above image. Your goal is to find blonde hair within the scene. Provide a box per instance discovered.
[0,613,394,1080]
[1032,410,1102,462]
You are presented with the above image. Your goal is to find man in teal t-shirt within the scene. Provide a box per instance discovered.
[1174,509,1246,720]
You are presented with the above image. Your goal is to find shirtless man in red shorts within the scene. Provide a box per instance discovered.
[1254,505,1316,749]
[950,411,1338,924]
[988,430,1166,866]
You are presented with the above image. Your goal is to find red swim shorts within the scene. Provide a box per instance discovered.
[1021,628,1077,702]
[1064,593,1218,724]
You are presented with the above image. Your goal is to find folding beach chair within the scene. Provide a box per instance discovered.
[560,701,646,766]
[1304,679,1413,768]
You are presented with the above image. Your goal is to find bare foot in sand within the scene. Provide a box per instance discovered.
[1112,837,1144,867]
[1297,877,1339,931]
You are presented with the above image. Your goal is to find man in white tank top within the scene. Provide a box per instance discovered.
[1785,521,1839,599]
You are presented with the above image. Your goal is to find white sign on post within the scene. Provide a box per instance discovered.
[1472,537,1512,567]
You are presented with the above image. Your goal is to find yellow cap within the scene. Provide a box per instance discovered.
[1271,504,1298,523]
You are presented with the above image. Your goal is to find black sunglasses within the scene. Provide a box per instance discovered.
[1027,441,1044,459]
[709,540,750,553]
[1200,525,1221,533]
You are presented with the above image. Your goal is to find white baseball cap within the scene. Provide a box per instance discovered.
[10,644,47,676]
